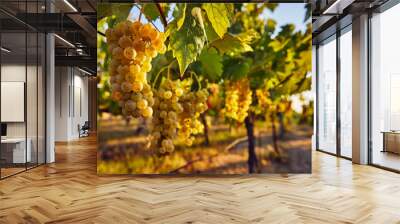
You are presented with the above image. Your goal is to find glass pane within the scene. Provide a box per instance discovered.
[317,36,337,154]
[340,28,352,158]
[1,30,27,177]
[38,32,45,165]
[0,0,46,178]
[27,31,38,169]
[371,4,400,171]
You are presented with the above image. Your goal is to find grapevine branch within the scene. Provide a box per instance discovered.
[156,3,168,28]
[275,73,295,87]
[293,72,309,93]
[98,31,105,37]
[138,8,143,22]
[133,4,161,32]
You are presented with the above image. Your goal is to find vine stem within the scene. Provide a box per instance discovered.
[167,64,171,80]
[152,60,177,88]
[133,4,161,32]
[138,9,142,22]
[190,71,201,90]
[167,60,177,80]
[156,3,168,29]
[97,30,105,37]
[152,66,168,88]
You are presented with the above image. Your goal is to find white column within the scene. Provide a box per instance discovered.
[352,14,369,164]
[55,67,74,141]
[46,32,55,163]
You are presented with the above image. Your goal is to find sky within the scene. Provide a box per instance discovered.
[263,3,309,33]
[129,3,310,33]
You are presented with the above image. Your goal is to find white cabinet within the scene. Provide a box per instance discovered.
[1,138,32,163]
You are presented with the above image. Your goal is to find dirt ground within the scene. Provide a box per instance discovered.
[98,116,312,174]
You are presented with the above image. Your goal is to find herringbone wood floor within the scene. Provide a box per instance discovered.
[0,136,400,224]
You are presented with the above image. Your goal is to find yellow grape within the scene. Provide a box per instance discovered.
[129,64,140,74]
[112,47,123,59]
[118,35,132,48]
[125,100,136,111]
[160,110,167,118]
[163,91,172,99]
[175,88,183,97]
[142,61,152,73]
[132,81,143,92]
[147,97,154,107]
[137,99,148,110]
[141,107,153,118]
[120,82,132,93]
[123,47,136,60]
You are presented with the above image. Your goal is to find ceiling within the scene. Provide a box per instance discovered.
[0,0,96,75]
[311,0,390,44]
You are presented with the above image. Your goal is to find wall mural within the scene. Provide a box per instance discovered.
[97,2,313,174]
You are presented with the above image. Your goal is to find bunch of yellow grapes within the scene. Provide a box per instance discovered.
[177,88,209,147]
[150,79,183,153]
[256,89,272,109]
[223,79,252,122]
[150,79,209,153]
[105,20,165,119]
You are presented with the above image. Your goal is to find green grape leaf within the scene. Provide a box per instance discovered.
[249,70,274,81]
[210,29,259,55]
[296,77,311,93]
[142,4,159,21]
[199,48,223,81]
[269,39,290,52]
[168,5,207,75]
[273,72,311,97]
[223,58,250,81]
[204,16,220,42]
[236,29,260,43]
[278,24,296,38]
[142,3,171,22]
[265,3,278,12]
[265,19,277,33]
[175,3,186,30]
[202,3,233,38]
[211,34,253,55]
[111,4,131,22]
[97,4,111,20]
[97,4,132,22]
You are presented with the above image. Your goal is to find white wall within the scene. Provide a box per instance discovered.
[1,65,26,138]
[55,66,69,141]
[54,67,89,141]
[72,73,89,138]
[1,65,36,138]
